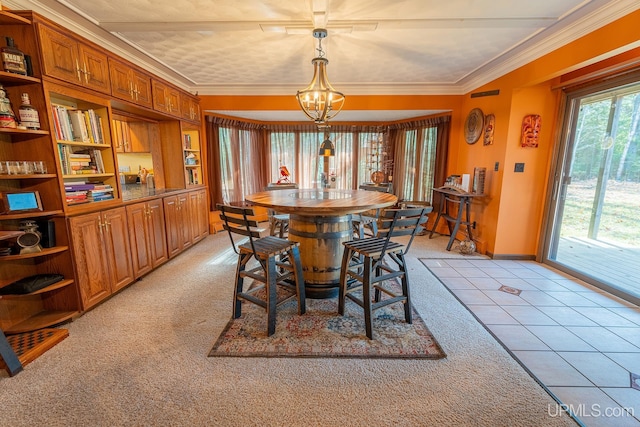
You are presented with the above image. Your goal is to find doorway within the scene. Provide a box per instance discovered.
[544,75,640,305]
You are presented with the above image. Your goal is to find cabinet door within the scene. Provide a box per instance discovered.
[148,198,168,267]
[152,80,170,113]
[166,87,181,116]
[69,213,111,310]
[38,24,82,85]
[177,193,193,249]
[152,80,181,116]
[180,93,200,123]
[127,122,151,152]
[126,202,153,279]
[131,69,153,109]
[190,190,209,243]
[109,58,135,102]
[78,44,111,94]
[163,195,181,258]
[102,207,134,292]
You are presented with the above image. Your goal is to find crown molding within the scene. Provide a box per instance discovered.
[457,0,640,93]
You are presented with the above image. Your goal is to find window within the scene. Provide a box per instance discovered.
[209,116,449,205]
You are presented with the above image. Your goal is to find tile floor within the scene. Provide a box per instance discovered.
[422,258,640,427]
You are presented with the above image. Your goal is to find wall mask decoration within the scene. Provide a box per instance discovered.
[483,113,495,145]
[521,114,541,148]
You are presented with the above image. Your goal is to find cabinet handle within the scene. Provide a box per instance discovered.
[75,59,82,81]
[84,63,91,84]
[134,84,139,101]
[129,81,134,98]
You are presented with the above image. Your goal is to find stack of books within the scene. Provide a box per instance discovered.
[51,105,105,144]
[64,182,114,205]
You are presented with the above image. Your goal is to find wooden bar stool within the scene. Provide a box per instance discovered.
[338,207,431,339]
[218,204,306,336]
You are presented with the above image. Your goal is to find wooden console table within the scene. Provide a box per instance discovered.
[429,187,482,251]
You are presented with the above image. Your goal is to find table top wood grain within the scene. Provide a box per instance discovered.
[246,189,398,216]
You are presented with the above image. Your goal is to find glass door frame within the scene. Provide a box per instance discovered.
[540,70,640,306]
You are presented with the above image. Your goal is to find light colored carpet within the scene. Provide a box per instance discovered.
[0,232,577,427]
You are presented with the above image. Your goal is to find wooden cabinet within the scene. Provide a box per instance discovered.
[37,23,111,94]
[68,207,134,310]
[108,58,152,109]
[126,199,168,278]
[0,12,80,337]
[189,189,209,243]
[152,79,181,117]
[180,92,200,123]
[163,193,192,258]
[113,117,151,153]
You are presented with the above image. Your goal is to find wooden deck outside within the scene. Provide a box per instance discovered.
[553,236,640,300]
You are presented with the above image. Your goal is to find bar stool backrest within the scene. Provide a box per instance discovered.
[217,203,262,256]
[376,207,431,255]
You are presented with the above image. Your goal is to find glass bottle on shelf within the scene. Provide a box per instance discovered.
[18,92,40,130]
[0,84,17,128]
[1,36,27,75]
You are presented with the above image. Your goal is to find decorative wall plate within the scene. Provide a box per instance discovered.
[464,108,484,144]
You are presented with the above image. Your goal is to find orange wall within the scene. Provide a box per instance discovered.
[200,9,640,257]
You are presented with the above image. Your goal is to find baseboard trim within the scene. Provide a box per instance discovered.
[486,252,536,261]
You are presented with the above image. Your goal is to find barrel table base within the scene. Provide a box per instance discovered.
[288,214,352,299]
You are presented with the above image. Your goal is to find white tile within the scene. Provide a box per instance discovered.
[420,259,450,268]
[519,290,565,306]
[466,276,503,290]
[545,291,601,307]
[427,266,462,277]
[524,278,570,291]
[510,269,547,279]
[489,324,550,350]
[452,267,490,277]
[607,327,640,347]
[548,386,640,427]
[441,259,476,268]
[537,306,598,327]
[512,351,591,386]
[572,307,638,327]
[501,306,559,326]
[439,277,477,289]
[467,305,518,325]
[449,289,495,305]
[526,325,595,351]
[479,267,518,278]
[484,290,531,306]
[604,352,640,373]
[568,326,640,352]
[609,307,640,326]
[601,388,640,425]
[557,351,631,387]
[496,277,539,290]
[581,292,638,308]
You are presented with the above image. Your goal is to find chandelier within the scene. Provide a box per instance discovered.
[296,28,345,124]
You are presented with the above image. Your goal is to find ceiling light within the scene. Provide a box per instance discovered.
[296,28,345,125]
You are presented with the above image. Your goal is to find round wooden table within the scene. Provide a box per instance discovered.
[246,189,398,298]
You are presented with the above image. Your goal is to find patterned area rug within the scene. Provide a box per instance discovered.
[209,286,446,359]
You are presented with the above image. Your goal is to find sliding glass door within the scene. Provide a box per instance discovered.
[544,76,640,304]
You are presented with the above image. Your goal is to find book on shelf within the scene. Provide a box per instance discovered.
[58,145,106,175]
[51,104,105,144]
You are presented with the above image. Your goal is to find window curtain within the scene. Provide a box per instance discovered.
[206,116,268,205]
[388,115,450,208]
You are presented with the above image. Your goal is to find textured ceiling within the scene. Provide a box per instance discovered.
[6,0,640,121]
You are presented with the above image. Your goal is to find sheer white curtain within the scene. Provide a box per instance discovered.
[392,125,438,202]
[217,124,266,204]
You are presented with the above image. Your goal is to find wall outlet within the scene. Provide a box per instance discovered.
[514,162,525,172]
[494,161,499,171]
